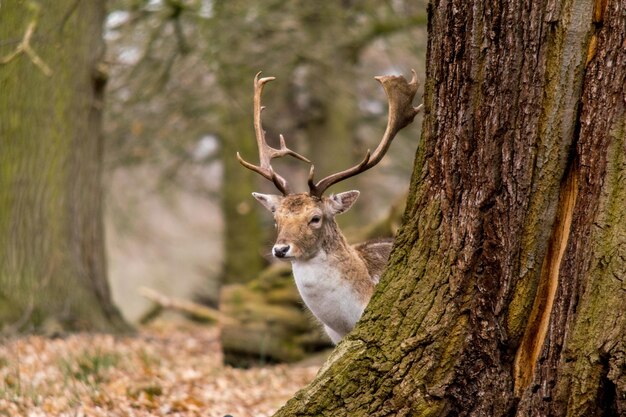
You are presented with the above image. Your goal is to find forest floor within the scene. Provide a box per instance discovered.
[0,320,320,417]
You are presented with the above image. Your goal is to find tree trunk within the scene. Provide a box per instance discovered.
[0,2,129,333]
[273,0,625,415]
[218,99,267,286]
[211,1,270,287]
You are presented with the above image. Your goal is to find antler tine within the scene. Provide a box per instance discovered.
[237,72,311,195]
[308,70,422,198]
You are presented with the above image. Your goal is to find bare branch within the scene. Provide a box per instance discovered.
[139,287,237,325]
[0,19,52,76]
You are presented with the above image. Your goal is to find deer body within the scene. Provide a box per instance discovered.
[238,71,421,343]
[293,251,367,342]
[292,239,392,343]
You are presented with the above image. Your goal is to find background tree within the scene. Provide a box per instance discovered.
[210,0,427,284]
[0,1,129,333]
[273,0,625,415]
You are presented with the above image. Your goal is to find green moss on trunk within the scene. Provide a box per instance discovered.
[0,1,129,333]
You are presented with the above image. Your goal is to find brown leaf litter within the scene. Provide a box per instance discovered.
[0,321,319,417]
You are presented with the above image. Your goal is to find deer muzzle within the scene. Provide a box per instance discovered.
[273,244,291,258]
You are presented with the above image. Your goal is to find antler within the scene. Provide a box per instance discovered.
[236,72,310,195]
[308,70,423,198]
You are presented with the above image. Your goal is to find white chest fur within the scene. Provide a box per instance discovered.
[291,251,366,338]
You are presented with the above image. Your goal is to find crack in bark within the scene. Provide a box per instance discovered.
[513,161,579,396]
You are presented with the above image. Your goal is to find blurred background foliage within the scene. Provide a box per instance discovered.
[102,0,427,334]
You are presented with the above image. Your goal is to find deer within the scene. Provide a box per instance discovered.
[237,71,422,344]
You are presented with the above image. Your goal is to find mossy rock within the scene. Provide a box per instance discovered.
[220,264,331,367]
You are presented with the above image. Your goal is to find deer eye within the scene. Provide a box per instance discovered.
[309,215,322,225]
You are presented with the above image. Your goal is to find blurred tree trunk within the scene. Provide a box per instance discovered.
[295,5,361,219]
[212,3,267,287]
[298,57,363,226]
[218,115,267,286]
[303,73,356,179]
[274,0,625,415]
[0,1,129,333]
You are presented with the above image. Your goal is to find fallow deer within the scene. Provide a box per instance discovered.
[237,71,422,344]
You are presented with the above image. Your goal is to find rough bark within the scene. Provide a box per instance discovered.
[516,0,626,414]
[0,2,129,333]
[273,0,625,415]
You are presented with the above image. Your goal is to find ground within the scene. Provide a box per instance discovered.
[0,320,319,417]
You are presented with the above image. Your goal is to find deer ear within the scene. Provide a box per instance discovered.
[327,190,360,215]
[252,193,282,213]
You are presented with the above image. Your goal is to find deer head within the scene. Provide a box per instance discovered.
[250,190,359,259]
[237,71,422,260]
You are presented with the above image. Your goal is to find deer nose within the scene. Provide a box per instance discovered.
[273,244,290,258]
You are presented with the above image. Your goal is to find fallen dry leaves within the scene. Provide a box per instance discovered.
[0,321,320,417]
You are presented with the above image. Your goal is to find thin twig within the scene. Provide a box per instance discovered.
[0,19,52,76]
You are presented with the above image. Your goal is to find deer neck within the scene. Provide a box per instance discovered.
[290,219,371,335]
[291,219,370,294]
[318,219,352,258]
